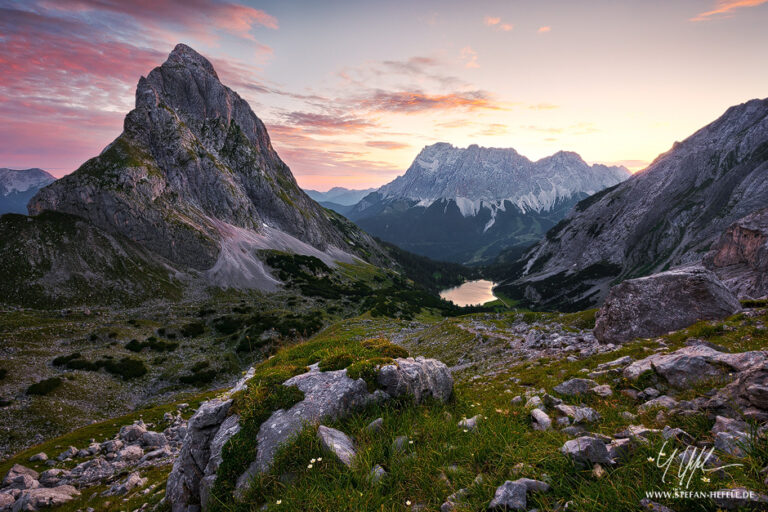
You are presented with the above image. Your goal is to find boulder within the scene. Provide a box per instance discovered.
[707,362,768,421]
[100,440,123,454]
[0,493,14,511]
[67,457,115,487]
[105,472,147,496]
[594,266,742,344]
[365,418,384,434]
[554,404,600,424]
[487,480,527,511]
[3,475,37,492]
[11,486,79,511]
[638,395,678,413]
[376,357,453,403]
[2,467,38,489]
[117,445,143,462]
[37,470,69,489]
[317,426,356,467]
[55,447,77,462]
[27,454,47,463]
[553,378,598,396]
[530,408,552,431]
[560,436,612,466]
[119,422,147,443]
[623,345,766,389]
[712,487,768,510]
[140,431,167,448]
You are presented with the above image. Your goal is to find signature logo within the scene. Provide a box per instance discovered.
[653,440,743,489]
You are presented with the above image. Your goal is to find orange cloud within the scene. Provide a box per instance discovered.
[357,90,504,113]
[365,140,410,150]
[461,46,479,68]
[691,0,768,21]
[538,26,551,33]
[528,102,559,110]
[485,16,513,31]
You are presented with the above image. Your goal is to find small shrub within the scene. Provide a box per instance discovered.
[318,353,358,371]
[52,352,82,366]
[27,377,63,396]
[180,321,206,337]
[347,357,393,391]
[0,368,7,381]
[102,358,148,380]
[125,339,144,352]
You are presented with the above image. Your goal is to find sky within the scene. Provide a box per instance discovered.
[1,1,767,190]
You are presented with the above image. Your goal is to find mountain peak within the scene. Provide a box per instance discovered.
[164,43,218,78]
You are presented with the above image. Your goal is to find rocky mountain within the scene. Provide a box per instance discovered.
[304,187,376,206]
[11,44,385,303]
[495,98,768,311]
[0,168,55,214]
[346,143,628,263]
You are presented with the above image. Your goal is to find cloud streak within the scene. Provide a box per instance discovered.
[691,0,768,21]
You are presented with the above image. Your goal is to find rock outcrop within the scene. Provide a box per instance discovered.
[594,266,742,344]
[497,97,768,311]
[623,344,766,389]
[705,207,768,300]
[167,356,452,511]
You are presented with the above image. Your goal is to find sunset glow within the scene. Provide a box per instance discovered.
[1,0,768,190]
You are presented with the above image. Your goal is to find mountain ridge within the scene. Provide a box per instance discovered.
[496,97,768,310]
[346,143,629,263]
[0,168,55,214]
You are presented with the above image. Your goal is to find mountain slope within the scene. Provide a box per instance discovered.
[0,168,55,214]
[497,98,768,311]
[304,187,376,206]
[27,44,385,288]
[347,144,628,263]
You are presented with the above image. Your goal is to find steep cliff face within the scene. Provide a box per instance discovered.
[705,207,768,299]
[28,44,383,273]
[346,143,628,263]
[497,98,768,311]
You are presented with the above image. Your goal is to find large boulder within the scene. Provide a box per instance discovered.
[623,344,766,389]
[168,357,452,511]
[704,207,768,300]
[594,266,741,344]
[11,486,79,511]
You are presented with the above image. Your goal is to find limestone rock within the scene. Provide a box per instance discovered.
[2,467,38,489]
[553,378,598,396]
[11,485,79,511]
[376,357,453,403]
[487,480,527,511]
[317,426,356,467]
[530,408,552,431]
[561,436,612,466]
[705,207,768,299]
[623,345,766,389]
[594,266,741,344]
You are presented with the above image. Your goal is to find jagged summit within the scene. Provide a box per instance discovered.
[28,44,384,287]
[345,143,628,263]
[374,143,628,212]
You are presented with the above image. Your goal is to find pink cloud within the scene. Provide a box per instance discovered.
[538,26,551,33]
[691,0,768,20]
[484,16,513,31]
[281,111,376,134]
[460,46,480,68]
[484,16,501,26]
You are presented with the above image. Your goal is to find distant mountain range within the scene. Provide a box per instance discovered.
[496,97,768,311]
[305,187,376,206]
[1,44,386,307]
[345,143,629,263]
[0,168,55,214]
